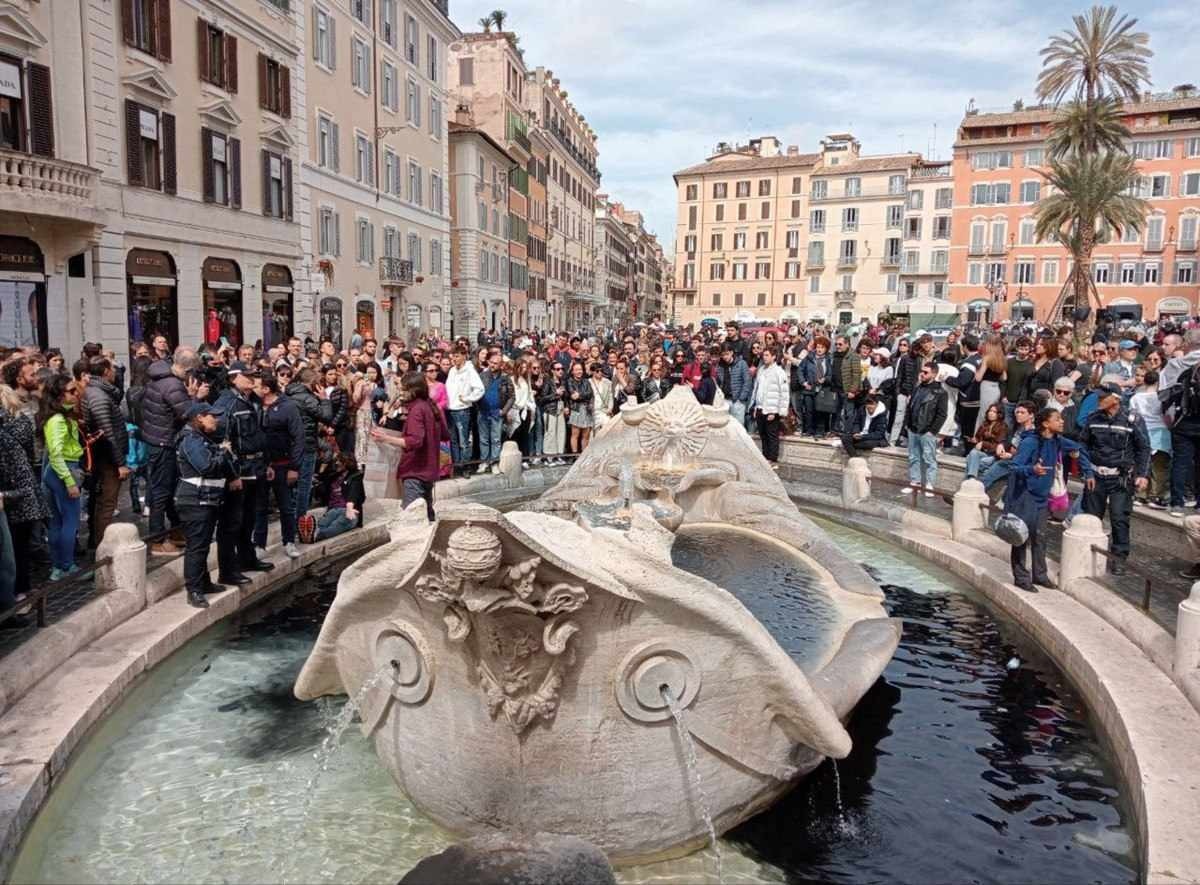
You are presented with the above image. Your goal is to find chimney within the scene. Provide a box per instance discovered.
[454,103,473,126]
[758,136,781,157]
[786,145,799,156]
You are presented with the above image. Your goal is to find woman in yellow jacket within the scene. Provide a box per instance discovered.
[38,374,85,580]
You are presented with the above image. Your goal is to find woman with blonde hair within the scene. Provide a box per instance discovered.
[973,334,1008,431]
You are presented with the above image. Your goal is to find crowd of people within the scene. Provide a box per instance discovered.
[5,311,1200,625]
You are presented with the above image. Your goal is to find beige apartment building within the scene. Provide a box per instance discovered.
[525,66,599,331]
[595,194,633,327]
[446,30,531,331]
[302,0,458,347]
[0,0,102,355]
[447,115,515,339]
[87,0,307,356]
[673,134,940,328]
[527,129,549,328]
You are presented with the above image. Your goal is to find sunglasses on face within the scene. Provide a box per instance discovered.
[1055,389,1072,396]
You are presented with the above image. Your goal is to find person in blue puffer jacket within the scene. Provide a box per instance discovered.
[1008,407,1093,593]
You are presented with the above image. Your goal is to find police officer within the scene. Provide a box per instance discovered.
[1080,383,1151,575]
[174,402,236,608]
[213,362,274,584]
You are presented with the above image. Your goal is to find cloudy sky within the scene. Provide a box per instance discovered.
[454,1,1199,253]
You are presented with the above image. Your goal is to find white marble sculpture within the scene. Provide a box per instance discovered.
[295,386,900,864]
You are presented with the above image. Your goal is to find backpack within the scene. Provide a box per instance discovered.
[1174,363,1200,419]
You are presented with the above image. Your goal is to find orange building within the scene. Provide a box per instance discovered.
[950,91,1200,324]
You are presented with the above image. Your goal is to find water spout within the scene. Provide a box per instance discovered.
[661,686,723,883]
[619,458,636,512]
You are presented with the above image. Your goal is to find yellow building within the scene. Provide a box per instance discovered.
[673,134,945,328]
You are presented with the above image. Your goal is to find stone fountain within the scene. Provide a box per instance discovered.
[294,386,901,865]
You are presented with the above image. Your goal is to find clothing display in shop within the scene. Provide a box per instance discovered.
[263,306,290,350]
[127,298,173,351]
[219,306,238,344]
[0,281,40,349]
[205,308,220,346]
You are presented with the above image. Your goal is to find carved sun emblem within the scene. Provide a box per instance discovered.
[637,398,710,462]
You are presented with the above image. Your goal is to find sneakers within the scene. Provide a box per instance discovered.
[924,484,935,498]
[1147,498,1168,511]
[284,542,302,559]
[1169,508,1187,518]
[899,484,917,497]
[142,505,150,517]
[49,566,68,582]
[297,514,317,545]
[475,464,489,475]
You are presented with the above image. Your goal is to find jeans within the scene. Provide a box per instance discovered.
[476,412,502,462]
[965,449,996,479]
[293,450,317,516]
[178,504,218,594]
[254,465,298,547]
[402,477,435,522]
[1170,430,1200,507]
[729,401,747,426]
[0,513,16,610]
[530,409,545,457]
[449,409,472,464]
[43,462,81,571]
[315,507,357,541]
[981,458,1015,494]
[889,393,909,444]
[906,432,938,486]
[146,444,179,535]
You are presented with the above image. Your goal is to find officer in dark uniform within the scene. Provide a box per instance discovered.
[213,362,275,584]
[174,402,236,608]
[1080,383,1151,575]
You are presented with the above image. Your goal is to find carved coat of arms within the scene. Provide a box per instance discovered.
[413,523,589,734]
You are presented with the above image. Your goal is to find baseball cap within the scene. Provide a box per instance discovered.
[227,360,259,378]
[1119,339,1138,350]
[1097,382,1123,399]
[184,401,219,420]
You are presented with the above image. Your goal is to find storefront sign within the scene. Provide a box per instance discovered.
[202,257,240,282]
[0,61,20,99]
[0,236,45,277]
[139,109,158,141]
[261,264,293,292]
[125,249,174,279]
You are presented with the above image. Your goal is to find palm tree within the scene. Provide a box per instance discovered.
[490,9,508,31]
[1037,5,1152,106]
[1034,152,1147,313]
[1034,6,1152,324]
[477,15,493,32]
[1046,97,1131,160]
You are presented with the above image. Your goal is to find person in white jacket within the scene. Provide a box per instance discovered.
[444,347,484,466]
[751,345,790,466]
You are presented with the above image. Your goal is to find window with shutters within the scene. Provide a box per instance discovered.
[1015,261,1035,284]
[888,175,905,195]
[139,107,161,189]
[1,57,54,158]
[844,177,861,197]
[408,160,422,205]
[1093,263,1110,284]
[381,62,397,111]
[458,57,473,86]
[354,133,372,184]
[735,181,750,198]
[350,0,371,26]
[710,233,722,251]
[754,261,771,279]
[404,15,419,66]
[841,207,858,231]
[405,78,420,125]
[1144,262,1160,284]
[431,238,442,275]
[381,0,398,46]
[1020,181,1040,203]
[809,274,820,293]
[758,179,771,196]
[907,189,923,209]
[356,218,373,264]
[1043,260,1058,284]
[737,203,747,221]
[201,129,239,207]
[317,114,338,170]
[429,95,441,138]
[259,56,290,117]
[933,215,951,239]
[904,216,921,240]
[428,35,440,83]
[935,187,953,209]
[1182,173,1200,197]
[351,38,370,94]
[710,263,725,281]
[810,209,825,233]
[262,150,291,219]
[732,232,746,250]
[755,231,769,249]
[811,179,828,200]
[314,7,335,70]
[319,210,339,255]
[713,182,727,198]
[124,0,171,61]
[714,204,724,222]
[684,184,697,201]
[431,172,443,213]
[1177,261,1195,284]
[760,201,770,220]
[1019,218,1036,244]
[886,204,903,228]
[807,241,824,265]
[198,21,237,92]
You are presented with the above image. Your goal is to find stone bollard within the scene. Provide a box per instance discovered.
[498,440,523,487]
[1060,514,1108,587]
[842,457,871,507]
[952,478,990,541]
[1175,582,1200,677]
[95,522,148,609]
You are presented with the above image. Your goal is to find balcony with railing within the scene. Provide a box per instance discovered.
[547,122,601,183]
[911,164,952,179]
[834,289,857,303]
[1179,237,1197,253]
[968,242,987,256]
[1146,239,1164,252]
[882,253,901,268]
[0,149,102,226]
[837,255,858,270]
[988,243,1008,255]
[379,257,414,285]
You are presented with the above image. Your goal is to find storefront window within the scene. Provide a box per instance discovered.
[319,297,343,350]
[126,248,176,354]
[405,304,420,330]
[202,257,242,347]
[356,299,375,339]
[0,236,47,349]
[261,264,293,349]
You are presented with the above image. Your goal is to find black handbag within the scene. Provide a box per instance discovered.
[814,388,839,414]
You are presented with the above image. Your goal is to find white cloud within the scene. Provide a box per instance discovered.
[454,0,1197,250]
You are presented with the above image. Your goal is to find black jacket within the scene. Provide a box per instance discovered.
[284,382,333,453]
[174,425,235,508]
[905,380,949,435]
[81,377,129,465]
[262,395,305,469]
[141,360,192,447]
[213,387,268,478]
[896,352,920,396]
[327,385,351,431]
[1079,408,1151,477]
[946,353,982,408]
